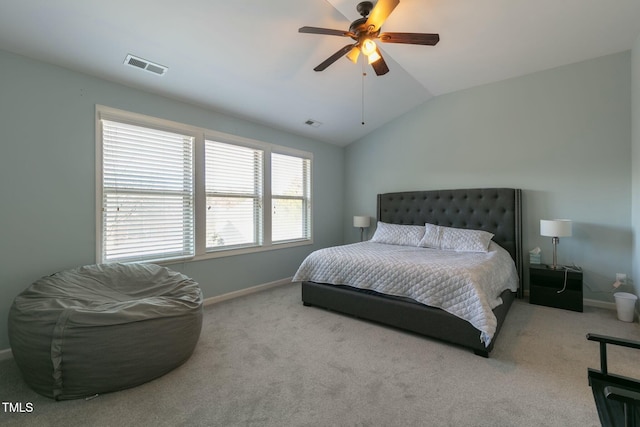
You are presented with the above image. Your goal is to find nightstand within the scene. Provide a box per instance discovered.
[529,264,583,312]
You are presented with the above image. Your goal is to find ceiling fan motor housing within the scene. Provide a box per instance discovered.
[356,1,374,17]
[349,18,377,38]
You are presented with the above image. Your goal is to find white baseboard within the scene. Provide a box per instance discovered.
[203,277,294,306]
[583,298,616,310]
[584,298,640,320]
[0,348,13,361]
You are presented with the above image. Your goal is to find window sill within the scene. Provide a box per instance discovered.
[188,239,314,262]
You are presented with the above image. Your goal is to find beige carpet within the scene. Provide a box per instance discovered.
[1,282,639,426]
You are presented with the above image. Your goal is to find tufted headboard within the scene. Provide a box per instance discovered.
[377,188,523,290]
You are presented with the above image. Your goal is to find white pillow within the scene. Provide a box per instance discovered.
[418,223,494,253]
[370,222,425,246]
[420,223,441,248]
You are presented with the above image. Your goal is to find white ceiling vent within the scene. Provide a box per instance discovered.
[304,119,322,128]
[124,54,167,76]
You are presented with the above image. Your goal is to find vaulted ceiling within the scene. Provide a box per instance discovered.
[1,0,640,146]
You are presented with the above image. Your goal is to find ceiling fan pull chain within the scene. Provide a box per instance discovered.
[362,60,366,125]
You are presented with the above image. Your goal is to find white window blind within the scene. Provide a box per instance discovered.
[205,140,263,250]
[271,153,311,243]
[101,120,194,263]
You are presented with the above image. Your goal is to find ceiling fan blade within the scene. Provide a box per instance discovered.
[379,32,440,45]
[365,0,400,32]
[314,44,357,72]
[346,46,360,64]
[299,26,353,37]
[370,49,389,76]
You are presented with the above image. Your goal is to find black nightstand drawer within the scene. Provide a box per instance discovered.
[529,265,583,312]
[530,285,583,311]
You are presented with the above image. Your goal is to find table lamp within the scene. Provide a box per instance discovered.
[353,215,370,242]
[540,219,572,270]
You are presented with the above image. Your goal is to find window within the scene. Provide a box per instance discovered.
[272,153,311,242]
[205,140,263,250]
[99,120,194,263]
[96,106,312,263]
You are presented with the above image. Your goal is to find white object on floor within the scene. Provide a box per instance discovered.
[613,292,637,322]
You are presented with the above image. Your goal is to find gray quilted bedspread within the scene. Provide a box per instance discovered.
[293,241,518,345]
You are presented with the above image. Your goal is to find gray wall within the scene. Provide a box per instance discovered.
[344,51,633,301]
[0,50,345,351]
[2,45,637,351]
[633,35,640,299]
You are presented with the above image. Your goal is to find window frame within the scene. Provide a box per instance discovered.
[203,139,265,252]
[96,105,313,264]
[271,151,312,244]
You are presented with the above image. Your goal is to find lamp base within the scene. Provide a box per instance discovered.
[549,237,560,271]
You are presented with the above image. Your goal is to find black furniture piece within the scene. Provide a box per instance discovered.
[587,333,640,427]
[529,264,583,312]
[301,188,523,357]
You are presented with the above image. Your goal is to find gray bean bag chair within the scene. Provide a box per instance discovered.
[8,263,203,400]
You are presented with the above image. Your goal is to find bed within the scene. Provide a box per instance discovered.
[296,188,523,357]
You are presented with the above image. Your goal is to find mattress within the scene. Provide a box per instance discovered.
[293,241,518,345]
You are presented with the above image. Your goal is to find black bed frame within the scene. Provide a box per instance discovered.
[301,188,523,357]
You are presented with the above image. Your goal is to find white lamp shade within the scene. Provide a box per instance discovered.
[540,219,572,237]
[353,215,370,228]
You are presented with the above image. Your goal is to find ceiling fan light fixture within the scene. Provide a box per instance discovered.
[367,50,381,64]
[346,47,360,64]
[361,39,377,56]
[298,0,439,76]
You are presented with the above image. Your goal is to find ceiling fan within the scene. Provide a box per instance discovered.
[299,0,439,76]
